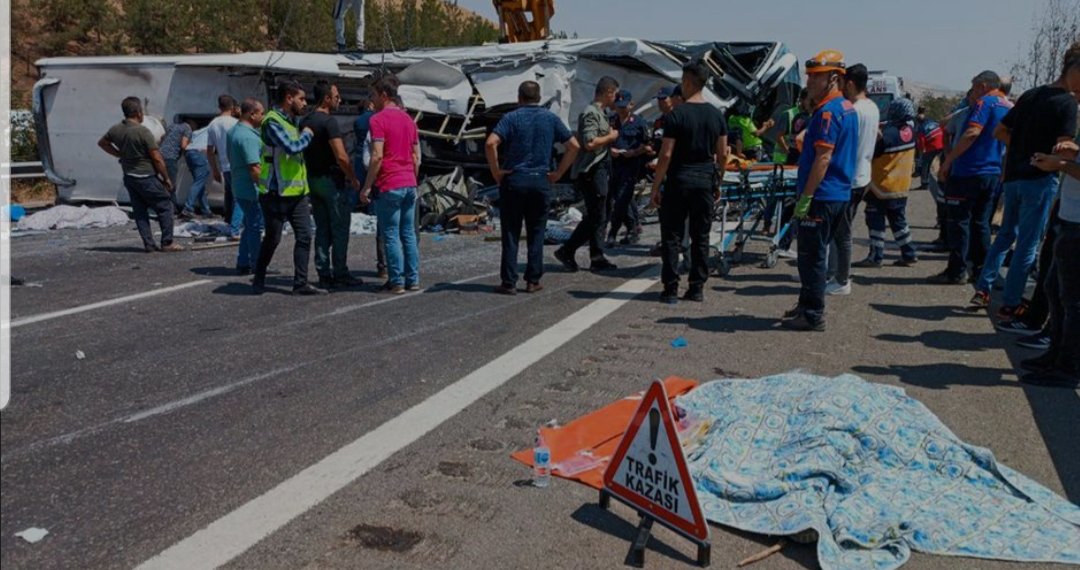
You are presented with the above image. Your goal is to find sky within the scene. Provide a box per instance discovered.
[456,0,1042,90]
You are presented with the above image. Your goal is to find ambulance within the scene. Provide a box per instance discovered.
[867,71,907,116]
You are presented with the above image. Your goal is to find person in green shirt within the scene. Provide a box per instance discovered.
[728,103,773,161]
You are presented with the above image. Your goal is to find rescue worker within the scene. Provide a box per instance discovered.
[930,71,1011,285]
[650,60,729,304]
[783,50,859,331]
[486,80,581,294]
[855,98,920,268]
[253,81,325,296]
[607,89,653,246]
[554,76,620,272]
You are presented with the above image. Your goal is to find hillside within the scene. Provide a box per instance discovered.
[10,0,498,108]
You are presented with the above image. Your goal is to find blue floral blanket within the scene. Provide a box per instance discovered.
[675,373,1080,570]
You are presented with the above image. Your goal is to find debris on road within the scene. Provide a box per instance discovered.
[670,337,689,349]
[173,220,230,238]
[16,205,129,232]
[349,213,378,236]
[74,350,86,360]
[14,527,49,544]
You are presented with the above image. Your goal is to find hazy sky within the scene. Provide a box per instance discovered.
[458,0,1043,90]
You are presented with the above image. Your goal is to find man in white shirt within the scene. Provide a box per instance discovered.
[207,94,242,238]
[827,63,879,296]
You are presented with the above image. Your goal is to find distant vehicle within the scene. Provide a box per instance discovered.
[867,71,906,116]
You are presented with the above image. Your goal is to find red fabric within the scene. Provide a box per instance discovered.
[918,126,945,153]
[510,376,699,490]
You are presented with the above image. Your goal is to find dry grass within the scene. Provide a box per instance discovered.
[11,180,58,205]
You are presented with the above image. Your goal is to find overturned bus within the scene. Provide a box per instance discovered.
[33,38,799,206]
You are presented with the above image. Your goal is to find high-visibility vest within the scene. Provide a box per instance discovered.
[258,109,309,197]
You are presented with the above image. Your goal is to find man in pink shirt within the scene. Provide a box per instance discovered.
[360,77,421,294]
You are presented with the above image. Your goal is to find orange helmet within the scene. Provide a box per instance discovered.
[805,50,846,75]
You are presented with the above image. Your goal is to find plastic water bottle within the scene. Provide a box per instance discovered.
[533,430,551,488]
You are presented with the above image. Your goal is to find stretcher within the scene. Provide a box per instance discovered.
[711,163,799,277]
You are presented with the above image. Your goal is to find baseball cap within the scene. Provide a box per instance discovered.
[615,89,633,108]
[656,86,674,100]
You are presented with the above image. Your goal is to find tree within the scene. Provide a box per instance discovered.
[1009,0,1080,92]
[918,94,963,123]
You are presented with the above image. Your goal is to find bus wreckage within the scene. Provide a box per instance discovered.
[33,38,799,223]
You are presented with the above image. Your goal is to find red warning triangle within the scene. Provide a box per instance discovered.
[603,380,709,542]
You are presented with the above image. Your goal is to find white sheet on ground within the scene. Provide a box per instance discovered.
[16,205,130,231]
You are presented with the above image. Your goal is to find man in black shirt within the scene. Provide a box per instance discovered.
[302,80,363,289]
[650,61,729,304]
[970,66,1078,321]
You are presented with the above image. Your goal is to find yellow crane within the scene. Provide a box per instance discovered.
[492,0,555,43]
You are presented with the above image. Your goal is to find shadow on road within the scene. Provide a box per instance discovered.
[657,314,777,333]
[852,363,1016,391]
[569,504,698,567]
[82,245,151,254]
[875,330,1004,352]
[870,303,984,322]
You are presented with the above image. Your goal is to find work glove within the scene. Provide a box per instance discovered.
[793,195,812,220]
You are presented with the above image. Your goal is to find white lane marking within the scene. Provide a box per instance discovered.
[0,270,510,462]
[136,265,660,570]
[7,280,214,328]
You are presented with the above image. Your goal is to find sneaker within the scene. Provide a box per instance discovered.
[660,284,678,305]
[852,258,882,268]
[380,283,405,295]
[292,283,329,296]
[1019,369,1079,389]
[1016,332,1052,351]
[377,270,389,280]
[160,243,185,252]
[178,209,196,220]
[144,244,160,253]
[825,279,851,296]
[776,247,796,259]
[682,286,704,302]
[251,278,266,295]
[525,282,544,294]
[892,257,918,267]
[590,258,618,272]
[493,283,517,296]
[336,275,365,288]
[927,271,966,285]
[782,313,826,332]
[997,302,1029,322]
[405,283,421,292]
[782,303,803,320]
[619,233,640,245]
[554,248,579,272]
[996,319,1036,335]
[968,291,990,310]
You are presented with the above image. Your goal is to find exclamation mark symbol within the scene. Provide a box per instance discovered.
[648,408,660,465]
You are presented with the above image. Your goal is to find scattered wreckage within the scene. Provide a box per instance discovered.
[33,38,799,227]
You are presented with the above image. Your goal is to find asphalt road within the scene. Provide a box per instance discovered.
[2,189,1077,570]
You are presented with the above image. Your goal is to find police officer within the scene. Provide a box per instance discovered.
[607,89,653,246]
[783,50,859,331]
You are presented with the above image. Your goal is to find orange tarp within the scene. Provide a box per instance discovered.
[510,376,699,490]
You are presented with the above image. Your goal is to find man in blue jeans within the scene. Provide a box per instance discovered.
[783,50,859,332]
[485,81,581,295]
[969,66,1077,325]
[227,98,266,275]
[360,77,421,294]
[181,124,212,218]
[931,71,1011,285]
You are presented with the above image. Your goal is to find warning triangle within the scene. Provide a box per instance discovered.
[603,380,709,542]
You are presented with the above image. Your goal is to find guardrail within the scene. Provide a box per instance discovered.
[8,161,46,180]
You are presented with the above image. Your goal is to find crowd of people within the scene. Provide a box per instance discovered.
[99,76,420,296]
[97,41,1080,388]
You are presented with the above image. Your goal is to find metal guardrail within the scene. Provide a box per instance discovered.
[9,161,46,180]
